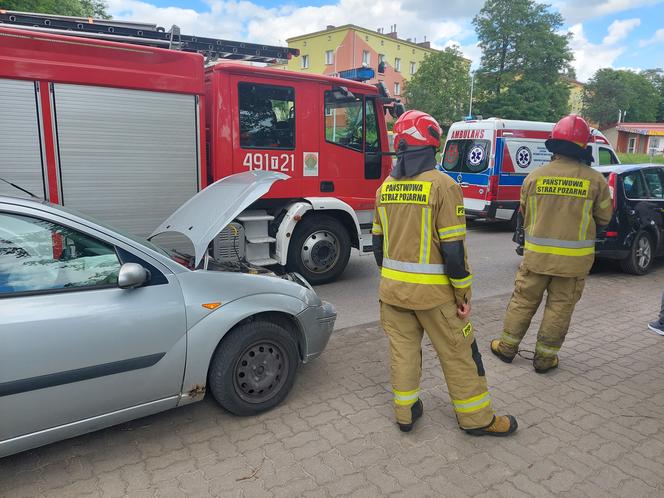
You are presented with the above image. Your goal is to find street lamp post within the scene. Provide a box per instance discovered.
[468,71,475,118]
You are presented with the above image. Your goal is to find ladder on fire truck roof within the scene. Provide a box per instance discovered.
[0,10,299,63]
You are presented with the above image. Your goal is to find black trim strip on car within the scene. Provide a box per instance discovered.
[359,222,373,230]
[0,353,165,397]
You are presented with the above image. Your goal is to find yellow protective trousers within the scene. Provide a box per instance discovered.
[499,265,586,369]
[380,301,494,429]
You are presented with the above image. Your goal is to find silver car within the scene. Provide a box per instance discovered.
[0,171,336,458]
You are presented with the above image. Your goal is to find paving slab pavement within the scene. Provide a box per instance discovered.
[1,266,663,497]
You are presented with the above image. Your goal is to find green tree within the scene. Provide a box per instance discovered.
[582,69,661,128]
[472,0,573,121]
[642,69,664,121]
[1,0,111,19]
[403,46,470,131]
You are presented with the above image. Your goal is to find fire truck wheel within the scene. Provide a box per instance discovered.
[287,215,351,285]
[208,320,299,416]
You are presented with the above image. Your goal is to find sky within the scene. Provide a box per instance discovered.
[106,0,664,81]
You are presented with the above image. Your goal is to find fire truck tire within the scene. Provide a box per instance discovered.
[208,319,299,416]
[287,215,351,285]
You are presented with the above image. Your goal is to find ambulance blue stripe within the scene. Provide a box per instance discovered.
[494,138,503,175]
[498,175,526,186]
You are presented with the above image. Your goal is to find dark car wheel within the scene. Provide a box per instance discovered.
[208,320,299,416]
[620,231,654,275]
[287,215,351,285]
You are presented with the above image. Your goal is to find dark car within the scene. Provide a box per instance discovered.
[513,163,664,274]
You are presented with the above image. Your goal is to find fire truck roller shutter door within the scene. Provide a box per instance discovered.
[0,79,47,199]
[52,84,199,238]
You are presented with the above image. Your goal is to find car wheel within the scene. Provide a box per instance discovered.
[287,215,351,285]
[208,320,299,416]
[620,231,654,275]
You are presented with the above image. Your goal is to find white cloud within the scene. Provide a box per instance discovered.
[107,0,470,53]
[552,0,661,24]
[602,18,640,45]
[568,23,625,81]
[639,27,664,46]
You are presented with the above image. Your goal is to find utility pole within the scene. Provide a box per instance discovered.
[468,72,475,118]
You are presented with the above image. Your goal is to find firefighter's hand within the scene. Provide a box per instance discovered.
[457,302,471,319]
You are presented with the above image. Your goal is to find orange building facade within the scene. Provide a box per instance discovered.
[283,24,437,101]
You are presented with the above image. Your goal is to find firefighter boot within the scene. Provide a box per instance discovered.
[490,339,516,363]
[398,399,423,433]
[533,354,559,373]
[465,415,518,437]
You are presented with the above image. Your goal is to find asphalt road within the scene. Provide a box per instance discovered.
[315,221,523,330]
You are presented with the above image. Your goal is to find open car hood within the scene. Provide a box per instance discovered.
[150,171,288,267]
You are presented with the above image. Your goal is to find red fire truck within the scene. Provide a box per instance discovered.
[0,11,400,283]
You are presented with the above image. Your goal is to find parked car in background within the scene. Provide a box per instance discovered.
[594,164,664,274]
[513,164,664,274]
[0,171,336,458]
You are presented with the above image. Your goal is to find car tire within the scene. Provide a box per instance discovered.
[287,215,351,285]
[208,320,299,416]
[620,231,654,275]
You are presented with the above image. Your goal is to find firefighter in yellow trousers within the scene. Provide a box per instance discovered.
[373,110,517,436]
[491,115,613,373]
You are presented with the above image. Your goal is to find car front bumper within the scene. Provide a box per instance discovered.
[297,301,336,363]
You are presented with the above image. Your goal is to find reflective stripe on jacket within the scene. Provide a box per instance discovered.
[373,169,472,310]
[521,156,613,277]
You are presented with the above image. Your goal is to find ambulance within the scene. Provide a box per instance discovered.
[438,118,620,225]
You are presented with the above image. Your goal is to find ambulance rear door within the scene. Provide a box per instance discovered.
[494,126,553,219]
[440,124,493,216]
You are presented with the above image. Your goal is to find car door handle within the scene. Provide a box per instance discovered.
[460,182,470,188]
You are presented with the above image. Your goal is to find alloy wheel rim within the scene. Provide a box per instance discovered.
[636,236,651,269]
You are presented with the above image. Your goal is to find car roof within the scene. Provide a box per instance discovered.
[593,163,663,174]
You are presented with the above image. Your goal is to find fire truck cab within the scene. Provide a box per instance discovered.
[439,118,620,225]
[0,12,396,284]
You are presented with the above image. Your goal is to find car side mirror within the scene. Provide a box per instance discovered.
[118,262,150,289]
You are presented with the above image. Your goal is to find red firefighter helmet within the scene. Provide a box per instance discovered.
[549,114,591,148]
[393,110,442,149]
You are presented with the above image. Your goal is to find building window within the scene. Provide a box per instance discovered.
[412,48,415,54]
[381,40,384,46]
[365,36,369,41]
[648,137,661,155]
[239,83,295,149]
[362,50,371,65]
[394,58,401,72]
[325,50,334,65]
[301,54,309,69]
[394,82,401,96]
[628,136,636,154]
[410,61,416,75]
[378,54,386,74]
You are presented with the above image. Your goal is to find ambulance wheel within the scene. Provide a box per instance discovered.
[620,231,653,275]
[287,215,351,285]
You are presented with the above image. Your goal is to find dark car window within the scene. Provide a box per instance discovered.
[239,83,295,149]
[598,147,619,166]
[643,169,664,199]
[442,139,491,173]
[0,213,120,295]
[622,171,648,199]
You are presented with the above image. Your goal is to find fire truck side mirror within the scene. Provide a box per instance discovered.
[388,103,406,119]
